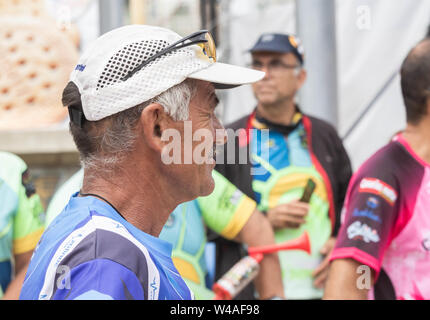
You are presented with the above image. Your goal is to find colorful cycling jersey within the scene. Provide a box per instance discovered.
[44,169,255,299]
[331,134,430,300]
[250,113,331,299]
[0,152,44,298]
[20,194,193,300]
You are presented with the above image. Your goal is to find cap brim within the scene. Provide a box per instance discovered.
[248,46,294,54]
[187,62,265,89]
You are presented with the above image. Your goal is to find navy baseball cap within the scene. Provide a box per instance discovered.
[248,33,305,65]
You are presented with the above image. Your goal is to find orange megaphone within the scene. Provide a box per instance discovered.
[248,231,311,256]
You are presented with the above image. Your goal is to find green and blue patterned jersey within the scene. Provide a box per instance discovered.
[250,113,331,299]
[0,152,44,297]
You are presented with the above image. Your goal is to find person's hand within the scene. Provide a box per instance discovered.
[312,237,337,289]
[266,200,310,230]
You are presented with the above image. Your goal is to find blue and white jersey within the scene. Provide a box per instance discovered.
[19,194,193,300]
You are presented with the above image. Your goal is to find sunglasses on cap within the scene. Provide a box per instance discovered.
[122,30,216,81]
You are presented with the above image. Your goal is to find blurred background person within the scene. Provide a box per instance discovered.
[214,33,352,299]
[325,37,430,300]
[0,152,45,299]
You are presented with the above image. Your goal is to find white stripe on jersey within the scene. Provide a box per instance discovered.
[38,215,160,300]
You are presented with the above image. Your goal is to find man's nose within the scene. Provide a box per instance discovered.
[259,65,271,79]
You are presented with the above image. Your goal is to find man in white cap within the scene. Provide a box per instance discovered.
[19,25,269,300]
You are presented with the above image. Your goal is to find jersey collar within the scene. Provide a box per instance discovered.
[252,105,303,135]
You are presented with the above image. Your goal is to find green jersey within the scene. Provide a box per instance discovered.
[0,152,44,297]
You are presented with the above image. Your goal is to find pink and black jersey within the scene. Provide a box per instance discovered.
[330,134,430,300]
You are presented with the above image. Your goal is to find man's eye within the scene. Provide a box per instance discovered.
[270,60,282,68]
[252,62,263,69]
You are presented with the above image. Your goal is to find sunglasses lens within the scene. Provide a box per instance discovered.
[204,33,216,62]
[123,30,216,81]
[196,32,216,62]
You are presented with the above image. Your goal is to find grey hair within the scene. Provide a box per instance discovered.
[156,79,196,121]
[64,79,196,173]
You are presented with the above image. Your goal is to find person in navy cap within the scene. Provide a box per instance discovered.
[214,33,352,300]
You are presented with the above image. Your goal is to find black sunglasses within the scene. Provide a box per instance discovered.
[122,30,216,81]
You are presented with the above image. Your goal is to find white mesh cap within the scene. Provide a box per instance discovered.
[69,25,264,121]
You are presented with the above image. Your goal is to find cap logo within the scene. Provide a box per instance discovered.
[289,35,304,55]
[261,34,274,43]
[75,64,86,72]
[289,36,298,48]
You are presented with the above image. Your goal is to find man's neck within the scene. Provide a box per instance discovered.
[80,165,180,237]
[256,100,297,126]
[402,119,430,164]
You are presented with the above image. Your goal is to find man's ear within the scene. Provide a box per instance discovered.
[296,68,307,90]
[139,103,169,152]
